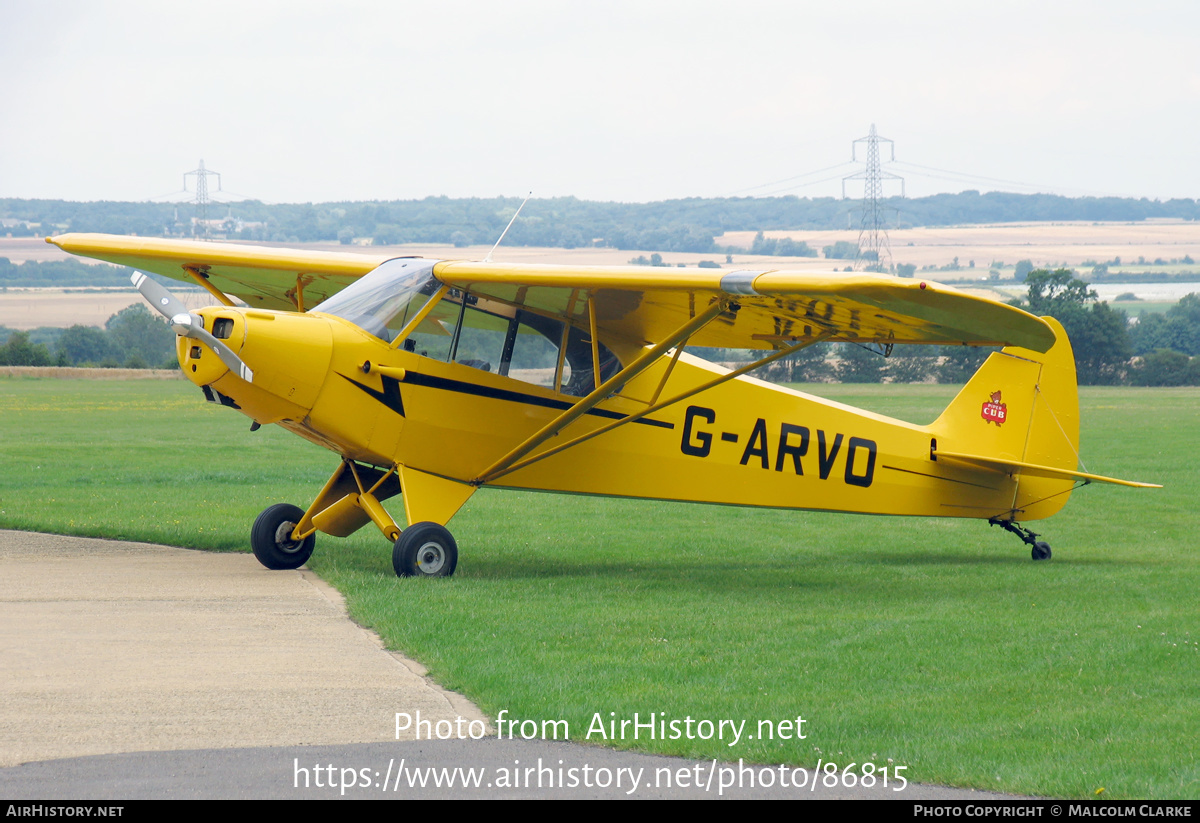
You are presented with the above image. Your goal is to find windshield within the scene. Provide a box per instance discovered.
[313,258,440,341]
[315,258,623,395]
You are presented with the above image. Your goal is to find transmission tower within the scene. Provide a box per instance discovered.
[183,159,222,239]
[842,125,904,272]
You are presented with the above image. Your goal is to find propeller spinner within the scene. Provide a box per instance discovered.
[131,272,254,382]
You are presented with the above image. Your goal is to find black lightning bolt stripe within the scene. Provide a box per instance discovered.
[340,373,406,417]
[353,370,674,429]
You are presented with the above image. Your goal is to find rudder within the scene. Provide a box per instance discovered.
[930,317,1080,521]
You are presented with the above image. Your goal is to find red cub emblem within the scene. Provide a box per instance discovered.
[981,390,1007,426]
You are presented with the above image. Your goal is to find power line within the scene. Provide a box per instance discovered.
[754,170,862,198]
[724,139,1134,204]
[890,160,1043,190]
[888,160,1130,198]
[722,161,859,197]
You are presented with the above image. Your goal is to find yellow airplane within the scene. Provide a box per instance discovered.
[48,233,1158,577]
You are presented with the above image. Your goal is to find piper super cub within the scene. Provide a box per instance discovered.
[48,233,1158,578]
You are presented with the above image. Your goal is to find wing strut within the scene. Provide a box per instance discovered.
[588,296,603,392]
[553,291,576,391]
[472,299,730,485]
[483,331,836,482]
[183,266,236,307]
[288,274,314,313]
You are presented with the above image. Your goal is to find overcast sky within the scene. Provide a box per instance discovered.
[2,0,1197,204]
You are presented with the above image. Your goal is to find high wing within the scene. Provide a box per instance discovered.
[47,233,1054,352]
[46,233,388,311]
[433,261,1056,352]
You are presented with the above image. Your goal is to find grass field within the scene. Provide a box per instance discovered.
[1,377,1196,798]
[1110,300,1178,318]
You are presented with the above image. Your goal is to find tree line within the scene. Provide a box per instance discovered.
[4,192,1197,254]
[0,304,176,368]
[0,258,133,287]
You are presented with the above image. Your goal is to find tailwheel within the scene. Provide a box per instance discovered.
[251,503,316,570]
[393,522,458,578]
[988,517,1052,562]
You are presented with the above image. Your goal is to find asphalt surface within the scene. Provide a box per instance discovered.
[0,530,1010,800]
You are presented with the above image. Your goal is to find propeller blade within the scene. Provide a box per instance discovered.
[131,271,189,321]
[131,271,254,383]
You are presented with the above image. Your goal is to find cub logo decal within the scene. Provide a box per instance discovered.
[981,390,1007,426]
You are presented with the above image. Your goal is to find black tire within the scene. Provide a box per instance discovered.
[393,522,458,578]
[1031,541,1052,561]
[251,503,315,570]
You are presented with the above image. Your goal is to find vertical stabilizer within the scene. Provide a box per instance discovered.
[930,317,1080,521]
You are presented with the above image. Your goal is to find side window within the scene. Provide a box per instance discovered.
[400,290,620,395]
[453,304,509,373]
[559,324,621,397]
[507,310,569,389]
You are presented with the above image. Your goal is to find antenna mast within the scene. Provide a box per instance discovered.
[484,193,531,263]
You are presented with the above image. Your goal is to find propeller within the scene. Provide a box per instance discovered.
[132,272,254,383]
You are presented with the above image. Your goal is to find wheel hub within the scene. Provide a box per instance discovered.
[274,521,302,553]
[417,542,446,574]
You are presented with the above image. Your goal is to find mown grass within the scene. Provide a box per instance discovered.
[1,377,1196,798]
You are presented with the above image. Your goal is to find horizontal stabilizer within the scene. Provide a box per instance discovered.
[934,449,1161,488]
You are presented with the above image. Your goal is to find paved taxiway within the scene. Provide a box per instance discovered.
[0,530,484,767]
[0,530,1008,799]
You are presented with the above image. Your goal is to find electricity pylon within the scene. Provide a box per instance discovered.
[842,125,904,272]
[183,160,222,239]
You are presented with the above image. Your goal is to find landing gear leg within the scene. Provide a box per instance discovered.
[282,460,467,580]
[989,517,1052,561]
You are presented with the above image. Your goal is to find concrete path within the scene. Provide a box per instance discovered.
[0,530,1011,800]
[0,530,484,768]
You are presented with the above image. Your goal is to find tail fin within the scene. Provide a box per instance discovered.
[930,317,1081,521]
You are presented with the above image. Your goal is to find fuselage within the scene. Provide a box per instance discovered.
[184,302,1071,524]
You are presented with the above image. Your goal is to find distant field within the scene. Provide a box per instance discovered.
[3,221,1198,328]
[0,287,221,331]
[0,237,107,264]
[1,377,1195,798]
[7,220,1200,271]
[1109,300,1178,317]
[0,366,180,379]
[0,288,146,330]
[718,221,1200,271]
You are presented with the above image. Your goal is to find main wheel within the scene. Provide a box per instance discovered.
[1031,541,1052,561]
[393,522,458,578]
[251,503,315,570]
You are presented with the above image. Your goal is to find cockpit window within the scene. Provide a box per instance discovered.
[401,290,621,396]
[312,258,440,342]
[317,261,622,395]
